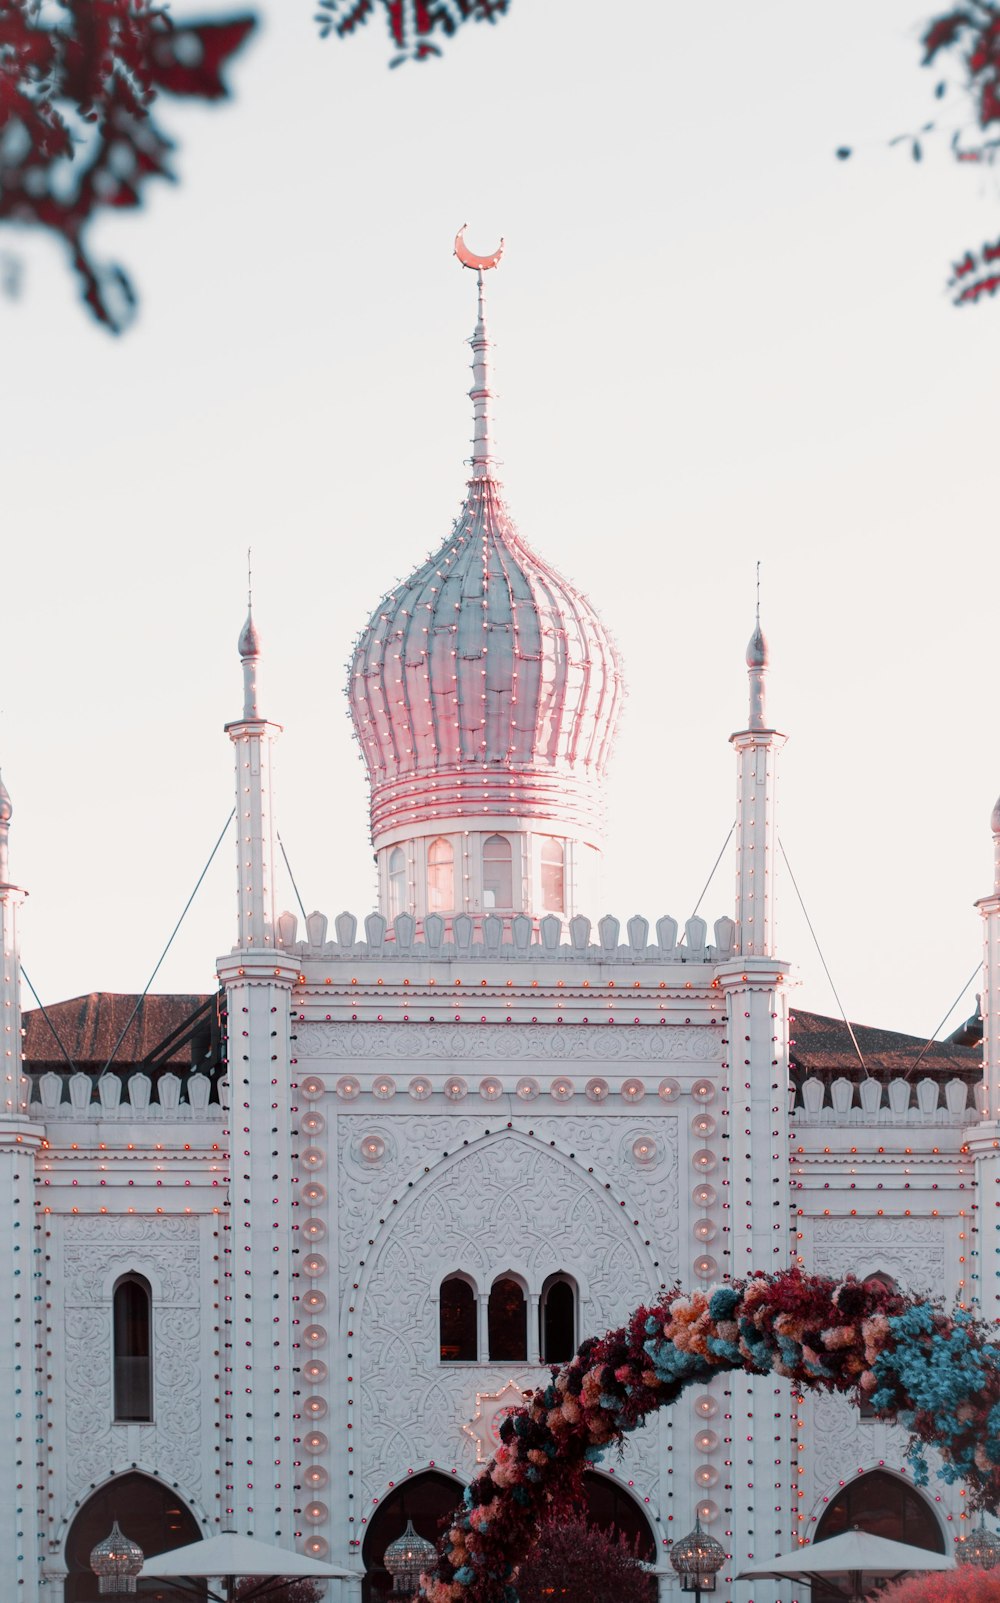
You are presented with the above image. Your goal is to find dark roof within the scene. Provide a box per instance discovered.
[790,1008,982,1080]
[23,993,213,1071]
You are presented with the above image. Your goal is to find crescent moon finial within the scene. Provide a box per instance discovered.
[454,224,505,272]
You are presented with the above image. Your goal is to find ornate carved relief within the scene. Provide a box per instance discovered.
[299,1022,722,1063]
[810,1217,945,1294]
[61,1215,205,1499]
[351,1133,662,1513]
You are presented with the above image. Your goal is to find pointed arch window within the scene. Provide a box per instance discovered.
[388,848,407,920]
[540,1274,576,1363]
[540,838,565,912]
[439,1275,477,1362]
[427,838,455,915]
[488,1276,527,1362]
[482,835,512,910]
[113,1274,152,1422]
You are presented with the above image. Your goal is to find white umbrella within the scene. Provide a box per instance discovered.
[140,1532,359,1603]
[737,1529,955,1601]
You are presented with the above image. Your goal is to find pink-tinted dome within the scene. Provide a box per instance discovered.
[348,268,623,844]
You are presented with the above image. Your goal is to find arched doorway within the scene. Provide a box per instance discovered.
[362,1471,467,1603]
[581,1471,657,1562]
[63,1472,204,1601]
[812,1470,944,1603]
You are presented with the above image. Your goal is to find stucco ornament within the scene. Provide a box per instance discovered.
[416,1268,1000,1603]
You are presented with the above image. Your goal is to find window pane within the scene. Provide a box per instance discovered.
[113,1278,152,1422]
[482,836,512,910]
[488,1278,526,1361]
[440,1277,477,1361]
[427,839,455,914]
[541,1278,575,1363]
[389,848,406,919]
[540,838,564,912]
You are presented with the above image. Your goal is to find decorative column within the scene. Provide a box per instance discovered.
[226,608,281,952]
[730,619,786,958]
[966,798,1000,1324]
[0,774,45,1601]
[217,612,301,1543]
[718,626,795,1596]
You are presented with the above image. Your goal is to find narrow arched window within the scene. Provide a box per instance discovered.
[388,848,407,920]
[482,836,512,910]
[439,1276,477,1362]
[540,1274,576,1363]
[540,838,565,912]
[488,1277,527,1361]
[427,838,455,915]
[113,1274,152,1422]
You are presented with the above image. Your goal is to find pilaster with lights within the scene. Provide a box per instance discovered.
[965,798,1000,1324]
[716,626,795,1599]
[0,774,45,1601]
[217,614,302,1546]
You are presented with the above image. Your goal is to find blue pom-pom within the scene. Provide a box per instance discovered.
[709,1288,740,1321]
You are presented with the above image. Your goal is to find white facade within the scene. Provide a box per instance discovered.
[1,270,990,1602]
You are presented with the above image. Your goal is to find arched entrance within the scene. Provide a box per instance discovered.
[362,1471,467,1603]
[580,1471,657,1562]
[63,1472,204,1601]
[812,1470,945,1603]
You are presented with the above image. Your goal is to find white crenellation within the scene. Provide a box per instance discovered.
[275,907,736,963]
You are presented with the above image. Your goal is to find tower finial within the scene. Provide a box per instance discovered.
[237,563,261,721]
[746,562,768,730]
[455,225,504,479]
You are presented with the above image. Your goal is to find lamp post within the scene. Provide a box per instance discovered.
[89,1522,144,1595]
[669,1515,726,1603]
[383,1518,438,1601]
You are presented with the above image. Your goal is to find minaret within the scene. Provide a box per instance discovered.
[716,624,795,1592]
[0,774,44,1600]
[966,799,1000,1322]
[225,603,280,950]
[216,612,301,1545]
[730,609,786,957]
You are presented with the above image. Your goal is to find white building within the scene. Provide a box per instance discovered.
[0,258,992,1603]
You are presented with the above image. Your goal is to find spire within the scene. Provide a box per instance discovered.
[238,549,261,719]
[225,584,281,951]
[991,795,1000,893]
[731,594,785,958]
[746,561,768,730]
[454,224,504,479]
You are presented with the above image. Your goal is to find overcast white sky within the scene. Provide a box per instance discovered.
[1,0,998,1040]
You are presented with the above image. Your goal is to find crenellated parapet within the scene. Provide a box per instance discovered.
[795,1074,975,1122]
[29,1068,225,1120]
[274,908,738,965]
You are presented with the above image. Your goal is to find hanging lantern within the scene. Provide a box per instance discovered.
[90,1522,144,1594]
[962,1515,1000,1570]
[669,1515,727,1592]
[383,1519,438,1596]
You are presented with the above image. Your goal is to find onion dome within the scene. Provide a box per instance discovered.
[349,255,623,845]
[0,770,11,826]
[90,1521,144,1594]
[383,1519,438,1594]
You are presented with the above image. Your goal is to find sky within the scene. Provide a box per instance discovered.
[1,0,998,1041]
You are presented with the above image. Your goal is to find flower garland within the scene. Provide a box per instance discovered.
[417,1268,1000,1603]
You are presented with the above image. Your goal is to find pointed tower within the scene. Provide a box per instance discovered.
[717,622,795,1582]
[0,774,44,1599]
[966,798,1000,1322]
[225,604,280,951]
[348,235,624,930]
[216,612,301,1544]
[730,611,786,957]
